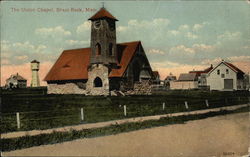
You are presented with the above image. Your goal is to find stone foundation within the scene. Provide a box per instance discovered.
[124,80,152,95]
[47,83,87,94]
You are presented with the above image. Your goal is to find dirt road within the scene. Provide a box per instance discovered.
[3,112,249,157]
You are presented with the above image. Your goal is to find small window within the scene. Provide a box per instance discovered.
[221,74,225,78]
[226,69,229,74]
[94,20,101,29]
[95,43,101,56]
[109,43,113,56]
[217,70,220,75]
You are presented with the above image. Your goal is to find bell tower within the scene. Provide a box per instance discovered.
[86,7,118,95]
[88,7,118,67]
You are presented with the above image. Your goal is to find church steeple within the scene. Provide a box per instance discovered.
[88,7,118,66]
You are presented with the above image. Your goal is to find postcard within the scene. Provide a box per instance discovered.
[1,1,250,157]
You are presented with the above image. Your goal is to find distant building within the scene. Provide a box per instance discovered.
[164,73,177,89]
[189,65,213,88]
[206,60,246,91]
[152,71,161,84]
[5,73,27,88]
[30,60,40,87]
[170,73,198,90]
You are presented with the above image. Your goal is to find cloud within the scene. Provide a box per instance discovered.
[15,55,29,61]
[192,22,209,31]
[76,21,91,34]
[1,40,56,65]
[168,30,180,36]
[192,44,215,51]
[2,59,10,65]
[117,18,170,33]
[178,24,189,31]
[168,43,215,57]
[65,40,89,46]
[185,32,198,39]
[227,56,250,62]
[148,49,165,55]
[35,26,71,38]
[1,62,53,86]
[169,45,195,55]
[201,57,223,65]
[151,61,208,80]
[217,31,241,41]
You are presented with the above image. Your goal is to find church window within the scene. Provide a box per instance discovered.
[109,43,113,56]
[94,77,103,87]
[108,20,115,31]
[94,20,101,29]
[95,43,101,56]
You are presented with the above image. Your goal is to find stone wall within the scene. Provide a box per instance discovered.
[124,80,152,95]
[47,83,87,94]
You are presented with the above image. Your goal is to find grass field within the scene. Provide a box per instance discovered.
[1,106,249,152]
[1,87,249,133]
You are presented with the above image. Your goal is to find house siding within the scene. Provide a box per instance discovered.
[207,63,237,90]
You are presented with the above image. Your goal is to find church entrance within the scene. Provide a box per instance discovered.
[94,77,103,87]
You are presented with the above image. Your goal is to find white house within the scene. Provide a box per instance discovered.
[206,60,245,91]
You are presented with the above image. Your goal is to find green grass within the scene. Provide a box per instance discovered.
[1,106,249,152]
[1,88,249,133]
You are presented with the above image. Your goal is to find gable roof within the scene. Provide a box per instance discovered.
[44,41,141,81]
[7,73,27,81]
[208,61,245,75]
[88,8,118,21]
[31,60,40,63]
[178,73,197,81]
[189,65,213,76]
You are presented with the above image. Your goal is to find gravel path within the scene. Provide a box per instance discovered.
[1,104,249,139]
[3,112,249,157]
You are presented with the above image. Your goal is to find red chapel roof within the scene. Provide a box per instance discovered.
[88,8,118,21]
[44,41,141,81]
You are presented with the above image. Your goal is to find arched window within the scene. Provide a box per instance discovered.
[95,43,101,56]
[133,61,140,82]
[109,43,113,56]
[94,77,103,87]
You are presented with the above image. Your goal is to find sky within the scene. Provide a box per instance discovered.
[1,1,250,86]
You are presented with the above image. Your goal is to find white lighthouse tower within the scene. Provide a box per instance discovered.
[30,60,40,87]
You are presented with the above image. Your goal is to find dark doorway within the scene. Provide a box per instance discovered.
[94,77,103,87]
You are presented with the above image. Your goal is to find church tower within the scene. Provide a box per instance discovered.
[86,7,118,95]
[88,7,118,66]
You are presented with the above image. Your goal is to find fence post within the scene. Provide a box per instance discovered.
[238,97,240,101]
[162,102,165,110]
[249,97,250,103]
[124,105,127,116]
[225,98,228,104]
[205,99,209,107]
[81,108,84,121]
[184,101,189,109]
[16,112,20,129]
